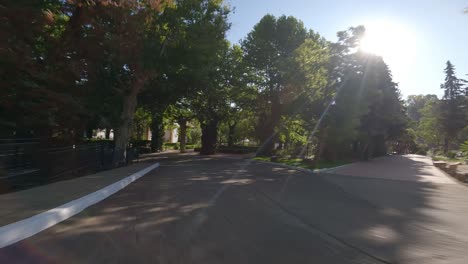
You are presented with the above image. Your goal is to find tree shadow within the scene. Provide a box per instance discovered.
[1,155,467,263]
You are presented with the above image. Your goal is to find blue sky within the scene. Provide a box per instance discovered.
[225,0,468,99]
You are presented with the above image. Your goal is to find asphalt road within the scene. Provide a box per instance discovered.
[1,155,467,264]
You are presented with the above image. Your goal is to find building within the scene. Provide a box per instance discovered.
[94,125,181,144]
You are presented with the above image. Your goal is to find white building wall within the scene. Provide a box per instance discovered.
[94,129,114,140]
[163,128,178,143]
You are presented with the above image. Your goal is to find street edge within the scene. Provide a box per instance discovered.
[430,160,467,187]
[0,162,160,248]
[250,159,352,174]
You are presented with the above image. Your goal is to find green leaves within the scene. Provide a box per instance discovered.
[242,15,330,155]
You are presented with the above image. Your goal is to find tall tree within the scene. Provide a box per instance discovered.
[314,26,406,162]
[242,15,329,155]
[439,61,466,152]
[1,0,89,140]
[191,43,250,155]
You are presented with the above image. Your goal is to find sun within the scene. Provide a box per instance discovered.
[359,20,416,63]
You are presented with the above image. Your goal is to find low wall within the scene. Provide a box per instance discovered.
[433,161,468,183]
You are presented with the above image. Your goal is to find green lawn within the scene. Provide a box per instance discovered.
[252,157,351,170]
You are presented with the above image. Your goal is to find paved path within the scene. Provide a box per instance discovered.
[1,155,467,263]
[330,154,457,184]
[0,162,154,226]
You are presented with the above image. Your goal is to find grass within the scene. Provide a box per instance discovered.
[252,156,351,170]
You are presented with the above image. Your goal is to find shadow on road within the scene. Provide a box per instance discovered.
[1,155,467,263]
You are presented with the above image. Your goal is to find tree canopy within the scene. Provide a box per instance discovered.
[4,3,463,165]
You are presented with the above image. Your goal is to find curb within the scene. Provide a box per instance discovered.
[0,162,160,248]
[431,159,467,187]
[251,160,352,174]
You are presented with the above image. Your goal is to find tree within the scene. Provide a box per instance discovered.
[88,0,172,166]
[406,95,439,122]
[141,1,231,155]
[405,95,442,150]
[417,98,443,148]
[1,0,92,140]
[439,61,467,152]
[312,26,407,162]
[136,0,230,153]
[242,15,329,155]
[222,45,255,147]
[191,43,250,155]
[166,101,193,153]
[242,15,306,155]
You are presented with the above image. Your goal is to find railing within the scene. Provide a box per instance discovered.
[0,139,138,193]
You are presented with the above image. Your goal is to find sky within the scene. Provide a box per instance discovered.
[225,0,468,99]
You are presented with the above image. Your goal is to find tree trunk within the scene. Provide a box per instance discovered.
[200,119,218,155]
[227,122,237,147]
[150,109,165,153]
[257,95,282,156]
[112,79,144,166]
[373,134,387,157]
[314,138,326,165]
[74,127,85,144]
[178,118,187,153]
[86,127,93,139]
[361,142,371,160]
[313,129,327,164]
[105,129,111,140]
[443,137,449,154]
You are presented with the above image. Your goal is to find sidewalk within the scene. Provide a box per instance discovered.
[0,162,157,227]
[328,154,457,184]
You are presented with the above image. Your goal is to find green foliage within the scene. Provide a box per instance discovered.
[407,62,467,154]
[416,98,443,147]
[312,26,407,161]
[188,119,202,145]
[277,118,308,146]
[461,141,468,155]
[252,157,351,170]
[406,95,439,122]
[132,108,152,140]
[446,151,457,159]
[438,61,467,152]
[6,1,459,166]
[242,15,329,155]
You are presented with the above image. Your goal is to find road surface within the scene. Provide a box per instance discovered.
[1,154,467,263]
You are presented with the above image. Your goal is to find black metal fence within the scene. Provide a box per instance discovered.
[0,139,138,193]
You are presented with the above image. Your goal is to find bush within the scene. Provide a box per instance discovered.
[131,140,151,148]
[138,147,152,154]
[415,148,427,155]
[461,141,468,156]
[163,142,183,150]
[447,151,457,159]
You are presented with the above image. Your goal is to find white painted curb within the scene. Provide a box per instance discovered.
[0,162,160,248]
[252,160,352,174]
